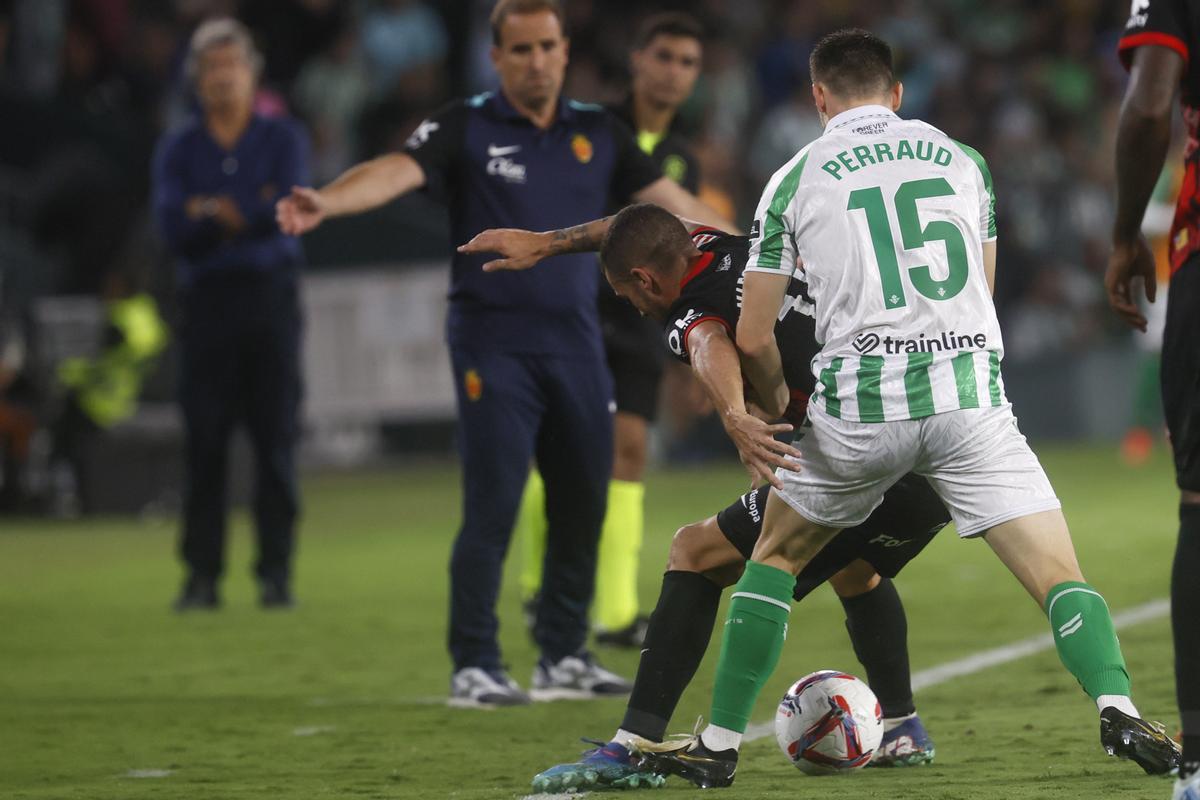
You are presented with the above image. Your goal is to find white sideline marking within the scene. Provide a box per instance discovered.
[124,769,173,778]
[293,725,337,737]
[742,597,1169,743]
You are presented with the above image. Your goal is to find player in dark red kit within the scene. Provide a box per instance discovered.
[1110,3,1200,798]
[463,204,948,790]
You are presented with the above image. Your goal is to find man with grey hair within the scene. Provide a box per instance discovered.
[152,18,310,611]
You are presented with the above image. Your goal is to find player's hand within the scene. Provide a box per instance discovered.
[276,186,327,236]
[184,195,245,233]
[721,409,801,490]
[1105,235,1157,332]
[458,229,550,272]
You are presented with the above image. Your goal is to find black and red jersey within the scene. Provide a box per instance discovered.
[1119,0,1200,273]
[662,227,819,422]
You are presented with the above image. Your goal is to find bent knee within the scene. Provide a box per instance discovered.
[667,517,741,577]
[667,522,707,572]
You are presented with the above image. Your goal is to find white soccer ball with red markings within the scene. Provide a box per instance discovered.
[774,670,884,775]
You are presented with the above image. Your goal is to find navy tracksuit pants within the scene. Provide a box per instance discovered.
[178,273,302,584]
[448,345,613,671]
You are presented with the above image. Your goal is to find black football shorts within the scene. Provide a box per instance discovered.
[715,473,951,601]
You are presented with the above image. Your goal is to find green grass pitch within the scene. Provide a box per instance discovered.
[0,444,1180,799]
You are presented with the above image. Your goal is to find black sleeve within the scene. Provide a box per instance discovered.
[607,113,664,203]
[403,101,469,203]
[1118,0,1190,69]
[662,303,732,364]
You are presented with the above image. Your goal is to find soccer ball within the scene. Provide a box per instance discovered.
[774,670,884,775]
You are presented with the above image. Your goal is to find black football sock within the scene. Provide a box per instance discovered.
[1174,504,1200,778]
[841,577,916,719]
[620,570,722,742]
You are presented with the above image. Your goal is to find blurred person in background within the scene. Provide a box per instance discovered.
[277,0,729,708]
[360,0,448,99]
[292,21,369,184]
[52,273,168,516]
[1109,5,1200,798]
[152,18,311,612]
[513,11,706,649]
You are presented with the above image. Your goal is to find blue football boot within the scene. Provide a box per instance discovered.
[867,714,936,767]
[531,739,667,792]
[1173,769,1200,800]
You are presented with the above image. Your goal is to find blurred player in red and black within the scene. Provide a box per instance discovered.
[514,13,707,647]
[1110,3,1200,795]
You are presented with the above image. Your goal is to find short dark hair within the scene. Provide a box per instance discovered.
[809,28,894,98]
[600,204,694,280]
[634,12,703,50]
[490,0,566,46]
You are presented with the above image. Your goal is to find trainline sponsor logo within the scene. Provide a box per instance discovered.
[853,333,880,354]
[853,330,988,355]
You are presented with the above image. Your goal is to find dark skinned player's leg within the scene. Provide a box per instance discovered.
[1162,261,1200,785]
[1175,494,1200,784]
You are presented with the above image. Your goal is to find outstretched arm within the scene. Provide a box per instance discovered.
[457,214,714,272]
[686,320,800,489]
[1107,44,1183,331]
[276,153,427,236]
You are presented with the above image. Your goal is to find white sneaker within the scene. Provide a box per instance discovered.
[447,667,530,709]
[1174,770,1200,800]
[530,652,633,701]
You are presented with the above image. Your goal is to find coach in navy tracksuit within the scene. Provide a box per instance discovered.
[153,19,309,611]
[277,0,724,706]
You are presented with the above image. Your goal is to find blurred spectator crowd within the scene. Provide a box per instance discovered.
[0,0,1152,354]
[0,0,1168,497]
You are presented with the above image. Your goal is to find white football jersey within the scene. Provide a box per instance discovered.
[746,105,1003,423]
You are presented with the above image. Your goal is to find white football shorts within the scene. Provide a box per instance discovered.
[776,403,1061,537]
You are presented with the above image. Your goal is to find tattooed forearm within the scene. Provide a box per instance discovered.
[546,216,614,256]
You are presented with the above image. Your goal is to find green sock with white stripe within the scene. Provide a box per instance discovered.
[1045,581,1131,700]
[709,561,795,734]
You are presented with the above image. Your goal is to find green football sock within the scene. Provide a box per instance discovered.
[1045,581,1131,699]
[710,561,796,733]
[515,470,547,602]
[593,479,644,631]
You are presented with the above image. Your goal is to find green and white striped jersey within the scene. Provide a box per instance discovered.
[746,104,1002,423]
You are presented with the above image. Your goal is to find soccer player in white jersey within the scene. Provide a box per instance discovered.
[626,28,1181,788]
